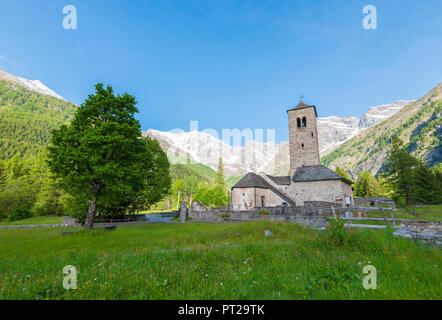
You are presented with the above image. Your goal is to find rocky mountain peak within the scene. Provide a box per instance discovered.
[0,68,65,101]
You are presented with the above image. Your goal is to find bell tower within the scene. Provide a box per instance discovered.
[287,101,320,175]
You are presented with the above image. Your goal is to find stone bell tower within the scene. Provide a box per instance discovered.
[287,101,321,174]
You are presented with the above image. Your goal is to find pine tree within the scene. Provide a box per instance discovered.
[381,137,419,205]
[412,161,439,204]
[214,157,226,189]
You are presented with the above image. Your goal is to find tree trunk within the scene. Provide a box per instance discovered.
[405,183,410,206]
[84,184,101,229]
[84,196,97,229]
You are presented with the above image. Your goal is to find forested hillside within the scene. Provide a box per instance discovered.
[322,83,442,178]
[0,80,77,159]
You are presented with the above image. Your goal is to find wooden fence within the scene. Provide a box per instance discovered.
[328,205,403,229]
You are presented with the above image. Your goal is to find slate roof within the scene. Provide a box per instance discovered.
[291,165,353,185]
[231,172,270,189]
[265,175,291,185]
[287,100,318,117]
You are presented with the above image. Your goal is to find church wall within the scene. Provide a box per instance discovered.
[232,188,255,210]
[287,180,352,206]
[232,187,286,210]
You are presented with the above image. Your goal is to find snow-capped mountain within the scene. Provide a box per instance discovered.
[146,100,413,177]
[359,100,412,128]
[145,129,280,177]
[317,100,412,154]
[0,67,65,100]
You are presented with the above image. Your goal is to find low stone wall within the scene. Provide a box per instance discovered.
[0,223,71,230]
[400,220,441,234]
[187,202,330,228]
[62,216,81,226]
[394,220,442,247]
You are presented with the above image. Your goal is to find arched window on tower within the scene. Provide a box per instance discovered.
[297,118,301,128]
[302,117,307,127]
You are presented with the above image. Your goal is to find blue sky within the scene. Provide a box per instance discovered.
[0,0,441,143]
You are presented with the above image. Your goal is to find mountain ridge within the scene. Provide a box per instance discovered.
[0,68,65,100]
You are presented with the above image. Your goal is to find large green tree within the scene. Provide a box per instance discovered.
[47,84,152,229]
[106,136,172,215]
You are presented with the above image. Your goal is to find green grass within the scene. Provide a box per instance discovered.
[0,216,63,226]
[0,221,440,299]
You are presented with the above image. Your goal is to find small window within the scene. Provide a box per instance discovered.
[296,118,301,128]
[301,143,304,148]
[302,117,307,127]
[311,132,314,137]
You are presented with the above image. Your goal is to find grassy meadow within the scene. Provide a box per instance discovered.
[0,216,63,226]
[0,221,440,300]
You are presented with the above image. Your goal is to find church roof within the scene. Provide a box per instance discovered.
[232,172,270,189]
[287,101,318,117]
[291,165,353,185]
[265,175,291,185]
[232,173,296,206]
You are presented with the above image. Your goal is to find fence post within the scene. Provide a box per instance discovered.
[378,203,389,227]
[331,206,337,220]
[388,208,396,226]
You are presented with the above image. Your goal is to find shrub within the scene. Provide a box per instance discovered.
[259,210,270,216]
[327,218,346,245]
[222,213,230,219]
[8,206,33,221]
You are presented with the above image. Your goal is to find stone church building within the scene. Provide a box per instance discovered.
[231,101,354,210]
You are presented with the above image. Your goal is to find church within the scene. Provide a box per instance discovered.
[231,101,354,210]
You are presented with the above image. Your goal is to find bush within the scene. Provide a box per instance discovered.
[8,206,33,221]
[327,218,347,245]
[259,210,270,216]
[222,213,230,219]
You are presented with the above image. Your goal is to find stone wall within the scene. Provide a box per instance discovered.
[395,221,442,247]
[286,179,352,207]
[187,201,334,229]
[62,216,80,226]
[399,220,441,234]
[232,187,286,210]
